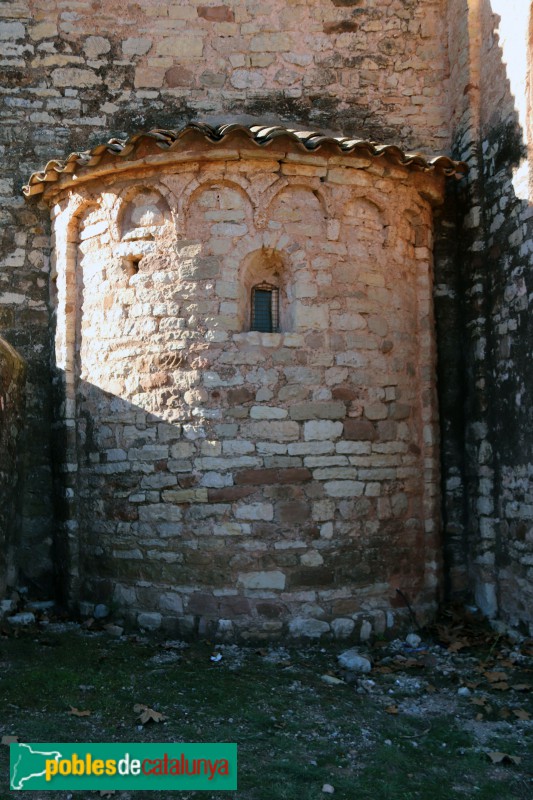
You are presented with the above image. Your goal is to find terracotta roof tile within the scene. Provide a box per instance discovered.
[22,121,468,198]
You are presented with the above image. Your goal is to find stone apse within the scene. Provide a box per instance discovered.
[26,123,465,639]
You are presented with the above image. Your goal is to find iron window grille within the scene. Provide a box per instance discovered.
[250,282,279,332]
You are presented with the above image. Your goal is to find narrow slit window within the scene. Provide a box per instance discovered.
[251,282,279,332]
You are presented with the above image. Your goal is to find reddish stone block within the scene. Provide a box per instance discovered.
[332,386,358,402]
[277,500,310,524]
[323,20,359,34]
[197,4,235,22]
[391,403,412,420]
[235,467,312,486]
[227,387,254,405]
[277,468,312,484]
[105,501,138,522]
[290,568,335,588]
[343,418,377,441]
[332,598,361,615]
[184,551,214,566]
[187,593,218,614]
[257,602,286,618]
[376,420,397,441]
[140,371,169,390]
[207,486,256,502]
[235,468,279,485]
[218,596,251,616]
[164,66,194,88]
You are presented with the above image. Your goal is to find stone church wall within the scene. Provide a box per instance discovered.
[47,139,443,638]
[435,0,533,634]
[0,337,25,597]
[3,0,533,636]
[1,0,451,602]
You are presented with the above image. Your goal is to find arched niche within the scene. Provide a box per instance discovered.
[267,185,326,241]
[184,180,253,246]
[118,187,172,241]
[238,248,292,333]
[342,197,385,261]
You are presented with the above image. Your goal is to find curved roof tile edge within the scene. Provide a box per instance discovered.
[22,122,468,198]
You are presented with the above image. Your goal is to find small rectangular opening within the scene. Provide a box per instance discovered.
[251,283,279,332]
[124,255,142,277]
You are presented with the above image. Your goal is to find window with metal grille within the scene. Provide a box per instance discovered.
[250,282,279,332]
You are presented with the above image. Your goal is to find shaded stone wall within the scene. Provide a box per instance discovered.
[1,0,453,597]
[477,0,533,632]
[9,0,533,638]
[49,140,443,639]
[437,0,533,634]
[0,337,25,596]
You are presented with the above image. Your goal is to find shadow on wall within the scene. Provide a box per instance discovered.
[434,0,533,634]
[0,336,26,597]
[49,369,431,640]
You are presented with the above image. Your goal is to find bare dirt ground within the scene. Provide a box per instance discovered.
[0,606,532,799]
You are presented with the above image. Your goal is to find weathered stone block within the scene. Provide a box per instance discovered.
[289,402,346,420]
[139,504,182,523]
[277,500,311,524]
[291,568,335,588]
[137,612,162,630]
[324,481,364,497]
[198,5,235,22]
[235,468,311,486]
[246,422,300,442]
[208,487,256,503]
[156,37,204,57]
[250,405,287,420]
[343,419,377,441]
[304,420,344,441]
[331,618,356,638]
[235,503,274,521]
[159,593,183,614]
[178,255,221,281]
[238,571,286,590]
[288,617,330,638]
[52,68,102,87]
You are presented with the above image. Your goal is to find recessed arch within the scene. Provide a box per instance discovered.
[265,183,327,240]
[114,185,173,241]
[184,178,253,242]
[238,248,292,333]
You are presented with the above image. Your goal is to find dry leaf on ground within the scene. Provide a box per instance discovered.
[512,708,530,720]
[68,706,91,717]
[484,671,507,683]
[134,703,167,724]
[448,641,468,653]
[1,735,19,745]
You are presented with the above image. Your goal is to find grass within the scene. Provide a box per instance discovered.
[0,624,532,799]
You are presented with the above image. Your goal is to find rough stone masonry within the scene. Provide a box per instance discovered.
[32,124,462,639]
[1,0,533,638]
